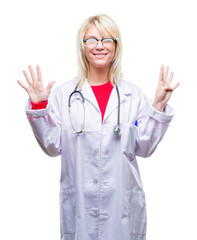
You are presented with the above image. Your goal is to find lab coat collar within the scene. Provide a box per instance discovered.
[80,78,131,121]
[81,79,100,112]
[104,80,131,122]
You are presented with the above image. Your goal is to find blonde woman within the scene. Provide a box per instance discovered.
[18,14,179,240]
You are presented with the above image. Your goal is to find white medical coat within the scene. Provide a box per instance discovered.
[25,78,174,240]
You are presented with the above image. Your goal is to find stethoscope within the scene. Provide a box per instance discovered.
[68,83,121,136]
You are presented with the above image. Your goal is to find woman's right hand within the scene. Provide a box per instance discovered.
[17,65,55,103]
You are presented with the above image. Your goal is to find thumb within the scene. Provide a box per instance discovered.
[46,81,56,92]
[171,82,180,91]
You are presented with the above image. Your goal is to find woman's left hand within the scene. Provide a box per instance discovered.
[153,65,180,111]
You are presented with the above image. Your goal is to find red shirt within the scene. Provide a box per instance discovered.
[31,81,113,122]
[31,100,48,109]
[91,81,113,122]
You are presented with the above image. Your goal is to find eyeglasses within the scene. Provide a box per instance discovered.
[83,37,117,47]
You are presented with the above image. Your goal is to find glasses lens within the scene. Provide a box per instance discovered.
[86,38,97,44]
[102,38,114,43]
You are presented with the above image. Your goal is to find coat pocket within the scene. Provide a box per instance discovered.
[127,190,147,236]
[60,188,77,239]
[122,123,137,161]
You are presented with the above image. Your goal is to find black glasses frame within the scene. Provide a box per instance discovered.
[83,37,117,43]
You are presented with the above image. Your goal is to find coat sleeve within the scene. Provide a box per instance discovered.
[25,88,62,157]
[135,88,175,158]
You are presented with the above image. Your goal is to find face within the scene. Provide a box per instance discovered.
[84,24,116,71]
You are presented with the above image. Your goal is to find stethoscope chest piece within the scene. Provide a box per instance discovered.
[114,125,121,137]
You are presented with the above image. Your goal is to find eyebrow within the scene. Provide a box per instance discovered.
[85,35,111,39]
[85,36,98,38]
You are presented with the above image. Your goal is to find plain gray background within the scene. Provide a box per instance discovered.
[1,0,196,239]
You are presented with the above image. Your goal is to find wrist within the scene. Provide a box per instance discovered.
[152,102,165,112]
[31,100,48,110]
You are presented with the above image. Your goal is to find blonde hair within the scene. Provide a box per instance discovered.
[77,14,123,87]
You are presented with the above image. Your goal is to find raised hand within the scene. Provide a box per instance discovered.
[17,65,55,103]
[153,65,180,111]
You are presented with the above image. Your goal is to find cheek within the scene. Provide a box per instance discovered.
[85,48,93,62]
[108,48,116,62]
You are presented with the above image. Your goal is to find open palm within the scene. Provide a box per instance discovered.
[17,65,55,103]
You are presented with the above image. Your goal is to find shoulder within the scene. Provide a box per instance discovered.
[50,77,79,97]
[118,78,143,96]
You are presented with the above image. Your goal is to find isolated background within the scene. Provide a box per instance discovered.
[0,0,196,239]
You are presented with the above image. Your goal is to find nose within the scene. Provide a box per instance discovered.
[96,40,104,50]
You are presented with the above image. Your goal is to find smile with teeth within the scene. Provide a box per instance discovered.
[93,53,108,58]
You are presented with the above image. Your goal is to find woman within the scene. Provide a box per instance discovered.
[18,14,179,240]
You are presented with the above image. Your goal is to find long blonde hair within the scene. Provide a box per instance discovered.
[77,14,123,87]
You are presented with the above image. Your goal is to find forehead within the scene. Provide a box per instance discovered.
[85,24,111,38]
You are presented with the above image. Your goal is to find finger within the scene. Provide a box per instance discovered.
[159,64,164,82]
[46,81,56,92]
[164,66,169,82]
[171,82,180,91]
[36,64,42,81]
[28,65,36,82]
[17,80,28,91]
[167,72,174,85]
[23,70,31,85]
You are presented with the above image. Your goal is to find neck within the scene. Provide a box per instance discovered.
[88,66,110,86]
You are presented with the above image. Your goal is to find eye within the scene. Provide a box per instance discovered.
[85,38,97,43]
[102,38,114,43]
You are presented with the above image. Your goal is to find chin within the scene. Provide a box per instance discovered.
[91,61,111,69]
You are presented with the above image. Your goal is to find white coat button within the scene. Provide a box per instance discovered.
[105,151,109,156]
[93,209,99,216]
[94,149,99,154]
[89,208,99,217]
[93,179,98,184]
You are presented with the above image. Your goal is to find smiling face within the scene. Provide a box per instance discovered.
[84,24,116,72]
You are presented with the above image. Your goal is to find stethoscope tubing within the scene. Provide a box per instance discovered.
[116,85,120,126]
[68,82,121,136]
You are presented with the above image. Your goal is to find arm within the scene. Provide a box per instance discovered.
[18,65,61,157]
[135,65,179,158]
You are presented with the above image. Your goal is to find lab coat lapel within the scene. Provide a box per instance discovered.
[103,81,130,122]
[81,79,100,112]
